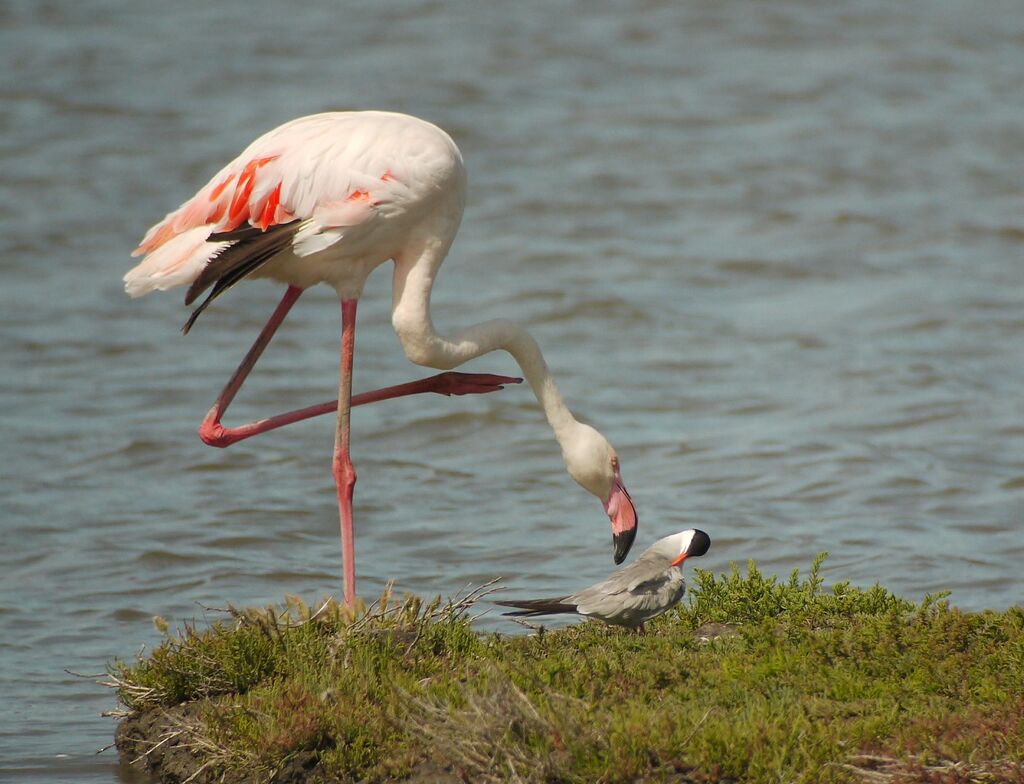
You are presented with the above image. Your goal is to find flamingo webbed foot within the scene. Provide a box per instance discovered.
[427,372,523,397]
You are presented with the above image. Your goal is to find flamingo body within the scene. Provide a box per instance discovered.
[127,111,464,300]
[126,111,638,604]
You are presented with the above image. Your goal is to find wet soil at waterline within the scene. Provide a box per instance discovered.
[105,575,1024,783]
[116,705,333,784]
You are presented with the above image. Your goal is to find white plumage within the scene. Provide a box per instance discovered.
[126,111,638,604]
[127,111,464,300]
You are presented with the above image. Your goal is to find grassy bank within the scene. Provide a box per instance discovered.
[109,556,1024,783]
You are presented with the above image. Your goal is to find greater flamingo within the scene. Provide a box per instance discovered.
[125,111,638,605]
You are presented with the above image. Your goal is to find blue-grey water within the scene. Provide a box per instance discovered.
[2,0,1023,780]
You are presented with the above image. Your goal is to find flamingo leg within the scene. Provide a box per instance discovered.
[194,288,521,605]
[198,289,520,450]
[201,372,521,448]
[198,285,304,447]
[335,299,358,605]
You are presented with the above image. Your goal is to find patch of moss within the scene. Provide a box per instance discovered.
[110,559,1024,783]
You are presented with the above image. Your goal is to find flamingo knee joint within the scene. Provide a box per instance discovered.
[332,452,357,488]
[198,419,233,448]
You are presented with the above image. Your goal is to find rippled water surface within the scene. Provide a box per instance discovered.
[2,0,1023,780]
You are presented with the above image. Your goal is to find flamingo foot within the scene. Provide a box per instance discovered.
[425,372,523,396]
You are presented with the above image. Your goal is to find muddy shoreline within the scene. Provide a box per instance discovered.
[115,705,698,783]
[109,572,1024,783]
[116,704,338,784]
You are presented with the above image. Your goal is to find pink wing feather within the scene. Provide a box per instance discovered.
[124,114,409,298]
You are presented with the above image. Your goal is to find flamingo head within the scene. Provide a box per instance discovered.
[562,424,638,564]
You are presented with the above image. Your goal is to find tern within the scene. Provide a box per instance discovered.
[496,529,711,629]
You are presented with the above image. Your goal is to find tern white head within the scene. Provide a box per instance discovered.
[649,528,712,567]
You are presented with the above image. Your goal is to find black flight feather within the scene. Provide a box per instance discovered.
[182,219,302,334]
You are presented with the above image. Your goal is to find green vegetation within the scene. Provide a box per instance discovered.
[110,555,1024,783]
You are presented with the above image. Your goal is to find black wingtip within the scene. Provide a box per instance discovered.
[182,219,302,316]
[494,597,577,617]
[182,294,212,334]
[181,311,198,335]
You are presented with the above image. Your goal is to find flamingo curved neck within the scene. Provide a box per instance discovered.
[465,318,578,440]
[417,315,580,442]
[390,255,582,448]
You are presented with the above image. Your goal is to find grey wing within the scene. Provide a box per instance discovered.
[572,559,685,623]
[634,572,686,616]
[580,551,672,595]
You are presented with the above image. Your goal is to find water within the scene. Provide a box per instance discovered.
[2,0,1023,779]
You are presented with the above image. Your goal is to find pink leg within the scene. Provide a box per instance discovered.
[201,372,521,447]
[193,286,522,604]
[202,355,520,451]
[198,285,304,447]
[335,299,358,605]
